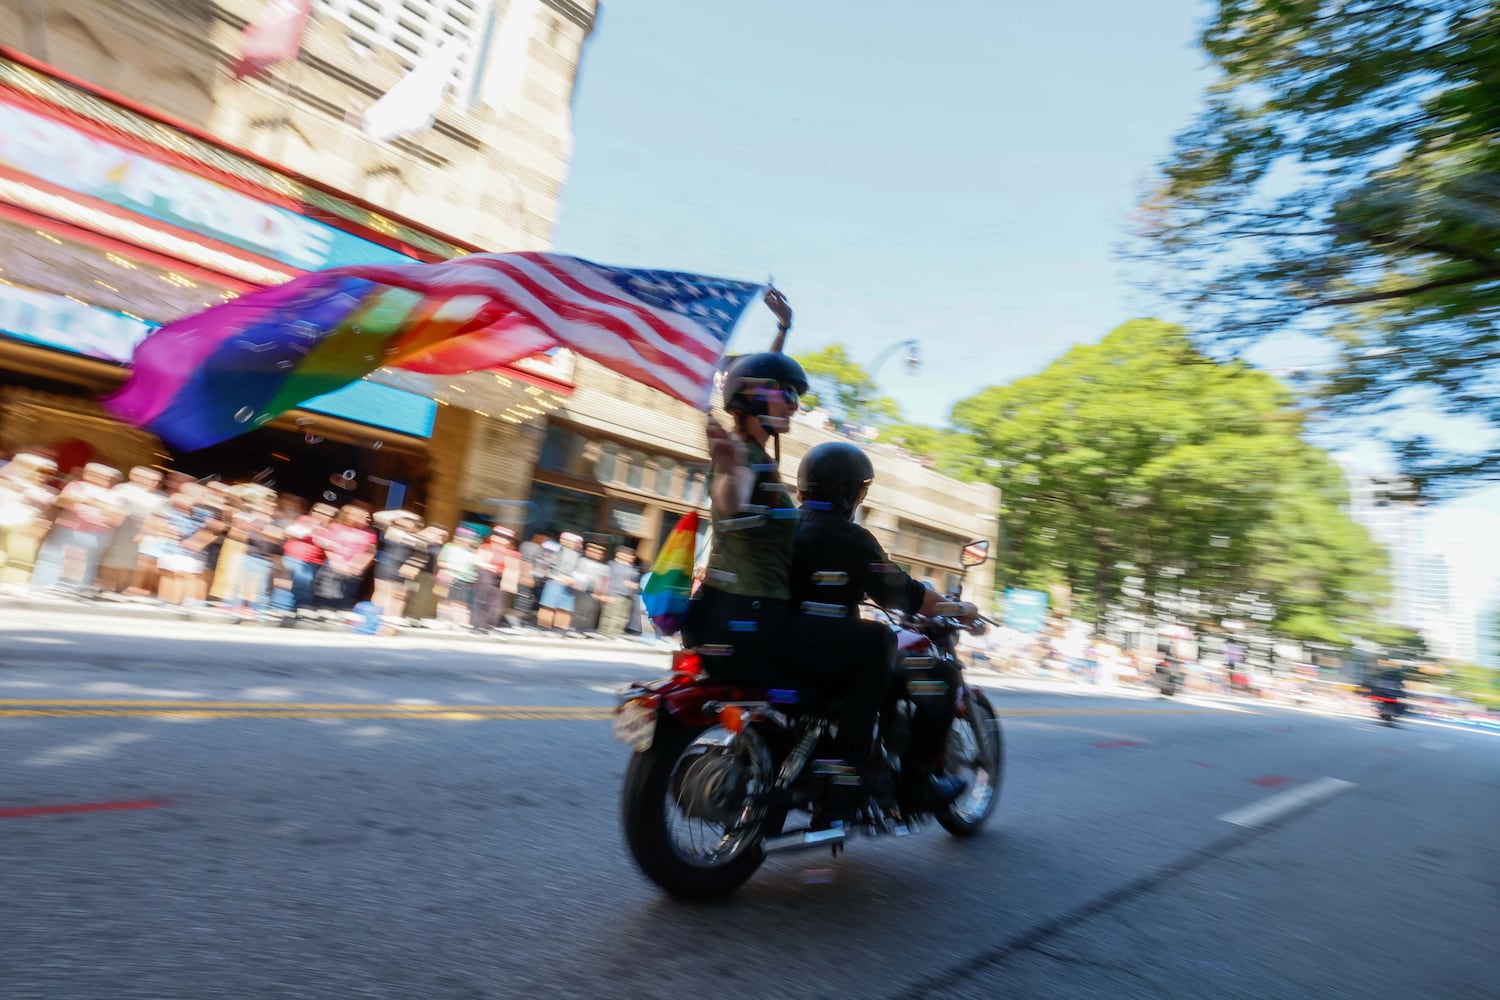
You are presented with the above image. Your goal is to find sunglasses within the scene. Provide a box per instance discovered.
[750,383,802,405]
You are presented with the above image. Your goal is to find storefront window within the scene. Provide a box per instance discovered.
[624,449,647,490]
[525,482,601,540]
[596,442,618,482]
[897,522,967,564]
[683,465,708,504]
[655,458,678,496]
[609,500,648,537]
[537,425,577,472]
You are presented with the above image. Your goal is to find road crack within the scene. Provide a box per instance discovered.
[895,824,1268,998]
[1023,944,1161,992]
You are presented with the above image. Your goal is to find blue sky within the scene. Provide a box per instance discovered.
[552,0,1212,426]
[549,0,1500,551]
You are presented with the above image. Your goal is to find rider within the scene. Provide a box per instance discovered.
[790,441,975,810]
[681,292,892,822]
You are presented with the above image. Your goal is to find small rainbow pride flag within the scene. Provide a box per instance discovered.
[642,510,698,636]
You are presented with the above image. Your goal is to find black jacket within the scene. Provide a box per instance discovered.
[791,507,928,616]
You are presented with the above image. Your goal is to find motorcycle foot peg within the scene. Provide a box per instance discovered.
[813,760,860,786]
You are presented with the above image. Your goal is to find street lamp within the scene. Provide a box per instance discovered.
[847,339,921,428]
[866,339,922,381]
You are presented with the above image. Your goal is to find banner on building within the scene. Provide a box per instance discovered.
[0,99,414,271]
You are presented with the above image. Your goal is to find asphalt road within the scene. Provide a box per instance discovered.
[2,611,1496,1000]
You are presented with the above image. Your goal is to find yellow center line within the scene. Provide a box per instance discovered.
[997,707,1236,717]
[0,699,606,711]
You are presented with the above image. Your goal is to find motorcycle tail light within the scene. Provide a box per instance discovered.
[671,649,703,675]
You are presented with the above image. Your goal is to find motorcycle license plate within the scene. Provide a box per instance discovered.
[613,699,657,751]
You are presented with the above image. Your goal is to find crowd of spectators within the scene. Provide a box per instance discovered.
[0,448,649,639]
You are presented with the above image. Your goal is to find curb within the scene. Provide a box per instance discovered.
[0,597,673,657]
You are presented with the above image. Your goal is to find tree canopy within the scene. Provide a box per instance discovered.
[793,344,903,431]
[1138,0,1500,492]
[948,320,1390,644]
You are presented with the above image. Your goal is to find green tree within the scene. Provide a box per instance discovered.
[1137,0,1500,492]
[950,319,1390,641]
[1371,625,1432,662]
[793,344,903,431]
[879,422,983,481]
[1443,661,1500,709]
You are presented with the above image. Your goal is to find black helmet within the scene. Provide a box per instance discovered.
[721,352,809,423]
[797,441,874,518]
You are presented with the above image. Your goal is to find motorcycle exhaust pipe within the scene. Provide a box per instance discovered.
[762,827,846,855]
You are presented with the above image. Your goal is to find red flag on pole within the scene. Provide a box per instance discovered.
[232,0,313,79]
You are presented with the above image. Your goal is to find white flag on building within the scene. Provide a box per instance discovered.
[478,0,540,114]
[362,34,466,143]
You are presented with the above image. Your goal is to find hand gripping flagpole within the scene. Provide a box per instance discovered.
[766,278,791,354]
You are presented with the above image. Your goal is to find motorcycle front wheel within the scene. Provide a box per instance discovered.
[621,718,774,899]
[936,693,1004,837]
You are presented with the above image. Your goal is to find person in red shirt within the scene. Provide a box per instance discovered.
[313,503,377,611]
[281,502,336,613]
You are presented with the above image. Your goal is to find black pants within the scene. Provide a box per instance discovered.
[574,592,602,632]
[470,570,507,631]
[894,656,962,779]
[515,580,541,623]
[682,588,893,772]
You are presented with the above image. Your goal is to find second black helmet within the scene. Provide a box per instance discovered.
[797,441,875,517]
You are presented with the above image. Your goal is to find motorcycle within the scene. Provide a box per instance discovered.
[1155,657,1183,698]
[1364,673,1408,724]
[1369,691,1407,724]
[614,542,1003,899]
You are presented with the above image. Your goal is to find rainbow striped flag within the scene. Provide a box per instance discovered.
[103,253,764,450]
[641,510,698,636]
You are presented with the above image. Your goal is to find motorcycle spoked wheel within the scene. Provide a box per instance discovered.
[621,718,775,899]
[936,693,1004,837]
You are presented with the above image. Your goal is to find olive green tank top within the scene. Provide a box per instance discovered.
[704,438,798,600]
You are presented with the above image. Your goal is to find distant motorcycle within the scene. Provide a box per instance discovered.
[1369,691,1407,724]
[1366,674,1408,724]
[1154,657,1183,698]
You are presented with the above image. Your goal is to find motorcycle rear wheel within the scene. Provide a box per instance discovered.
[936,694,1003,837]
[621,719,772,899]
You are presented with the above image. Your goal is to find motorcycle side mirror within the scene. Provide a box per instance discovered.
[960,539,990,568]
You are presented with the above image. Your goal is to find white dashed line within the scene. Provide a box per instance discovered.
[1218,776,1357,829]
[1420,740,1454,751]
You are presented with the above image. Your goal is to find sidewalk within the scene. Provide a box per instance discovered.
[0,591,674,657]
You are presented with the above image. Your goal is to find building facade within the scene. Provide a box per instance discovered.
[0,1,592,527]
[1342,467,1425,628]
[453,357,1002,603]
[6,0,589,248]
[0,0,1001,599]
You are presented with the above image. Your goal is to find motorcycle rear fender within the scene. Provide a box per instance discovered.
[624,670,767,731]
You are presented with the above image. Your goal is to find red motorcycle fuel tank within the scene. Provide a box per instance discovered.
[897,629,933,654]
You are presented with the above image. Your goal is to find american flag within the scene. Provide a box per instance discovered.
[340,252,765,409]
